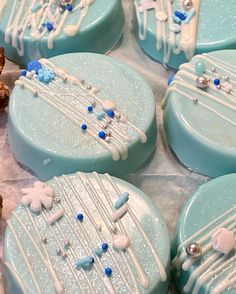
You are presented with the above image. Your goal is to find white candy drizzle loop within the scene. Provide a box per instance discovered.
[134,0,201,64]
[4,0,95,55]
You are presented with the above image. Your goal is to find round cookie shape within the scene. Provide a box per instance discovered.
[162,50,236,177]
[8,53,157,180]
[0,0,124,66]
[3,172,170,293]
[172,173,236,294]
[133,0,236,69]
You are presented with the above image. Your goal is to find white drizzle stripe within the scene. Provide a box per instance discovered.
[64,175,134,293]
[0,0,7,19]
[212,269,236,294]
[55,177,116,294]
[134,0,200,63]
[40,211,92,294]
[13,212,64,294]
[4,1,93,55]
[105,173,167,282]
[93,172,148,290]
[4,262,28,294]
[7,219,42,294]
[77,172,141,292]
[39,58,147,143]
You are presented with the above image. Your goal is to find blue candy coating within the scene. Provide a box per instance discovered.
[98,131,106,139]
[105,267,112,276]
[77,213,84,221]
[102,243,108,251]
[107,110,115,118]
[214,78,220,85]
[114,192,129,209]
[27,60,42,74]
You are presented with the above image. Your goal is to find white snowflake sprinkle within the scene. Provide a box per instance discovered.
[21,181,54,212]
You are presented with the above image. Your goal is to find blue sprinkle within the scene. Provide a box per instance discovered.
[81,124,87,131]
[114,192,129,209]
[97,112,105,121]
[167,74,175,86]
[183,9,196,24]
[174,10,187,21]
[37,68,55,84]
[214,78,220,86]
[95,247,103,257]
[75,257,94,269]
[87,106,93,112]
[21,69,27,76]
[107,110,115,118]
[98,131,106,139]
[27,60,42,74]
[104,267,112,277]
[46,22,54,32]
[66,4,73,11]
[102,243,108,251]
[77,213,84,222]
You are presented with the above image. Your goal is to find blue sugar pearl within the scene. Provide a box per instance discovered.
[195,62,206,75]
[102,243,108,251]
[81,124,87,131]
[87,106,93,112]
[47,22,54,32]
[77,213,84,222]
[107,110,115,118]
[66,4,73,11]
[214,78,220,86]
[21,69,27,76]
[174,10,187,21]
[105,267,112,277]
[98,131,106,139]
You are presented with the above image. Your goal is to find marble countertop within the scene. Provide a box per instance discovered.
[0,1,208,292]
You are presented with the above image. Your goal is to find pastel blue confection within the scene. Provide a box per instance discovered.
[133,0,236,69]
[0,0,124,66]
[3,172,170,293]
[8,53,157,180]
[172,173,236,294]
[162,50,236,177]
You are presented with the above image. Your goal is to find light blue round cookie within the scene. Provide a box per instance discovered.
[4,172,170,293]
[133,0,236,69]
[172,173,236,294]
[8,53,157,180]
[0,0,124,66]
[162,50,236,177]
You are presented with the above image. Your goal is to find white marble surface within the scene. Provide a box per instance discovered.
[0,1,209,292]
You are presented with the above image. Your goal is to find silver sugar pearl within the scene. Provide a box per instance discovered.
[102,123,108,129]
[80,79,85,84]
[91,99,96,107]
[217,84,221,89]
[55,197,61,204]
[56,249,62,256]
[64,240,71,249]
[33,91,38,97]
[196,76,208,89]
[115,113,121,119]
[86,86,92,90]
[226,88,231,94]
[38,26,43,33]
[225,76,230,82]
[182,0,193,10]
[211,67,216,73]
[27,22,31,28]
[63,76,67,83]
[193,97,198,103]
[106,130,112,137]
[41,237,47,244]
[186,242,202,258]
[62,252,67,259]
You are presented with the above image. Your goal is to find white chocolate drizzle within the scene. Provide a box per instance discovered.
[134,0,201,64]
[15,59,147,161]
[173,206,236,294]
[162,54,236,128]
[4,0,95,56]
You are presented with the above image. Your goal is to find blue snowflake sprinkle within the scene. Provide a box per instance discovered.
[37,68,55,84]
[27,60,42,74]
